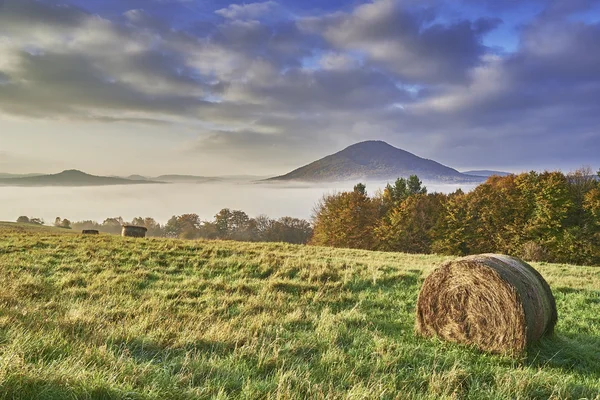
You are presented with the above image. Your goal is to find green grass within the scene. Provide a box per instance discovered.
[0,221,598,399]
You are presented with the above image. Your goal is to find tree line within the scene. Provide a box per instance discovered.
[311,168,600,266]
[61,210,313,245]
[16,167,599,265]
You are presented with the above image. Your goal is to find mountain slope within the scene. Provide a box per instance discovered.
[0,170,163,187]
[270,141,483,182]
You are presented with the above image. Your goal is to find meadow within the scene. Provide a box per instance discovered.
[0,222,598,399]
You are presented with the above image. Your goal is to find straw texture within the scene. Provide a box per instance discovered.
[416,254,557,355]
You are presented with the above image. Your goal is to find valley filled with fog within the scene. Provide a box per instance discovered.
[0,180,478,225]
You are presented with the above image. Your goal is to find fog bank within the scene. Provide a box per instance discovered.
[0,181,478,225]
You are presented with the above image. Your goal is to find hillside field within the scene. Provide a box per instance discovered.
[0,222,598,399]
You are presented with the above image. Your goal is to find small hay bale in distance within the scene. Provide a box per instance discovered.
[82,230,99,235]
[121,225,148,238]
[416,254,557,355]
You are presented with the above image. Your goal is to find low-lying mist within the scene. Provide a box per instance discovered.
[0,180,478,225]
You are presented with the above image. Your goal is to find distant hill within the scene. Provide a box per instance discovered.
[154,175,223,183]
[0,170,164,187]
[121,174,269,183]
[462,170,511,177]
[0,173,44,179]
[127,175,151,181]
[269,141,484,183]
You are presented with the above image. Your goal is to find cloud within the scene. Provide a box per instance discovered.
[299,0,500,83]
[0,0,598,172]
[215,1,279,20]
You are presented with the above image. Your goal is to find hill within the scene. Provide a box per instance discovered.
[0,221,78,234]
[0,172,44,179]
[126,174,151,181]
[0,222,598,399]
[154,174,223,183]
[152,175,269,183]
[269,141,484,182]
[0,170,164,187]
[463,170,512,177]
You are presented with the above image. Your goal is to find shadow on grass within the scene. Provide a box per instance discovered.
[107,336,238,365]
[0,376,147,400]
[528,332,600,378]
[528,286,600,378]
[343,271,420,292]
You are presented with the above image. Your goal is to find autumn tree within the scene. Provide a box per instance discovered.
[165,214,201,239]
[311,184,382,249]
[376,193,446,254]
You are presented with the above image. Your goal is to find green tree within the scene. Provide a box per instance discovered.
[376,193,445,254]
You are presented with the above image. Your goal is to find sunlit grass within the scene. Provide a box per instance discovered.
[0,222,598,399]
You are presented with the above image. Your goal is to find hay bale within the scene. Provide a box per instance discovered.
[82,230,99,235]
[416,254,557,355]
[121,225,148,238]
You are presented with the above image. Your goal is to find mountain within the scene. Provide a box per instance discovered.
[127,175,150,181]
[462,170,511,177]
[0,170,164,187]
[122,174,268,183]
[154,175,223,183]
[269,141,484,183]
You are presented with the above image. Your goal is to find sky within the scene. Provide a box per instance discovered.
[0,0,599,176]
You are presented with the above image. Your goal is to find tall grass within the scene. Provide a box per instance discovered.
[0,222,598,399]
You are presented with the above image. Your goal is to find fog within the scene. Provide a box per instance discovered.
[0,181,478,225]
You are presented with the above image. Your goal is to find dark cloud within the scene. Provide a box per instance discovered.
[0,50,214,119]
[300,0,500,83]
[0,0,87,28]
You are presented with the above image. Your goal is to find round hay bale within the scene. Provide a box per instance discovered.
[82,230,99,235]
[416,254,557,355]
[121,225,148,238]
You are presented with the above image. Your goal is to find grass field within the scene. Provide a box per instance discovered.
[0,221,599,399]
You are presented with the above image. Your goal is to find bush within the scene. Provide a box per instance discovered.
[521,241,548,262]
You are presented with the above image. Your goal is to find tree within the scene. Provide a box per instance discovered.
[176,214,202,239]
[71,220,102,232]
[311,184,382,249]
[377,193,446,254]
[54,217,72,229]
[407,175,427,196]
[165,216,182,238]
[130,217,164,237]
[213,209,255,240]
[266,217,313,244]
[255,215,276,241]
[102,217,124,235]
[383,178,408,207]
[382,175,427,210]
[432,190,471,255]
[354,183,367,196]
[17,216,43,225]
[214,208,233,238]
